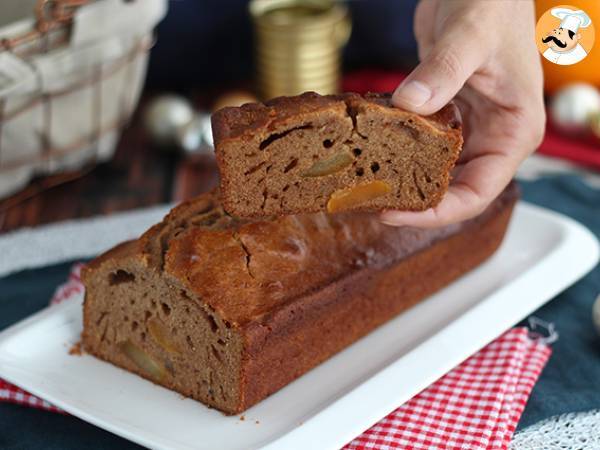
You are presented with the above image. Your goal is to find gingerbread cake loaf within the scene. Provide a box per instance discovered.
[212,91,463,218]
[82,183,518,415]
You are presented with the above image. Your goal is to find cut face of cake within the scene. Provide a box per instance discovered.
[212,92,463,218]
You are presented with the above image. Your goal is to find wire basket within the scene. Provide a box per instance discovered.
[0,0,167,199]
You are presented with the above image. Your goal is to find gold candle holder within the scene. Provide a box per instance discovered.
[249,0,351,100]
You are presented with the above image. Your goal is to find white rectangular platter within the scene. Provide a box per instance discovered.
[0,202,598,450]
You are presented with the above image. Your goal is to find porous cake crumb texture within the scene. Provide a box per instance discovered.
[212,92,463,218]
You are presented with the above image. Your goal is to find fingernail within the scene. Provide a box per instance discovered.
[379,212,403,226]
[393,80,432,108]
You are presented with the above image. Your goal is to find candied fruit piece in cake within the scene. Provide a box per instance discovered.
[327,180,392,213]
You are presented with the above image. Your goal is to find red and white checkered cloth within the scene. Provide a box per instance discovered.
[1,265,551,449]
[344,327,550,450]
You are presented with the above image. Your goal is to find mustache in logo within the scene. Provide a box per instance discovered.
[542,35,567,48]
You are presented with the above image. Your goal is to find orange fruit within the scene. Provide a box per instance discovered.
[536,0,600,94]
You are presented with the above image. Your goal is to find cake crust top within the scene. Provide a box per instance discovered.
[84,184,519,327]
[211,91,462,144]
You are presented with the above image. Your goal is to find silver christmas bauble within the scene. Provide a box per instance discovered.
[143,95,194,146]
[551,83,600,134]
[175,113,214,156]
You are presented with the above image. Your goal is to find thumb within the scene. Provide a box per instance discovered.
[392,29,488,115]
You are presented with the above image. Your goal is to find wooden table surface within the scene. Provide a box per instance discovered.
[0,109,220,234]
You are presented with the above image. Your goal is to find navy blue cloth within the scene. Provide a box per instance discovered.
[0,175,598,447]
[516,176,600,430]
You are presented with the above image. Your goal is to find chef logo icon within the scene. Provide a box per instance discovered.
[536,6,595,66]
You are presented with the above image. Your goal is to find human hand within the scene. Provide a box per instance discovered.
[381,0,545,228]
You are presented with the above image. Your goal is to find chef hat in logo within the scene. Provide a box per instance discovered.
[551,8,592,33]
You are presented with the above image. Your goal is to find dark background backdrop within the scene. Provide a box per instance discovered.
[146,0,419,91]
